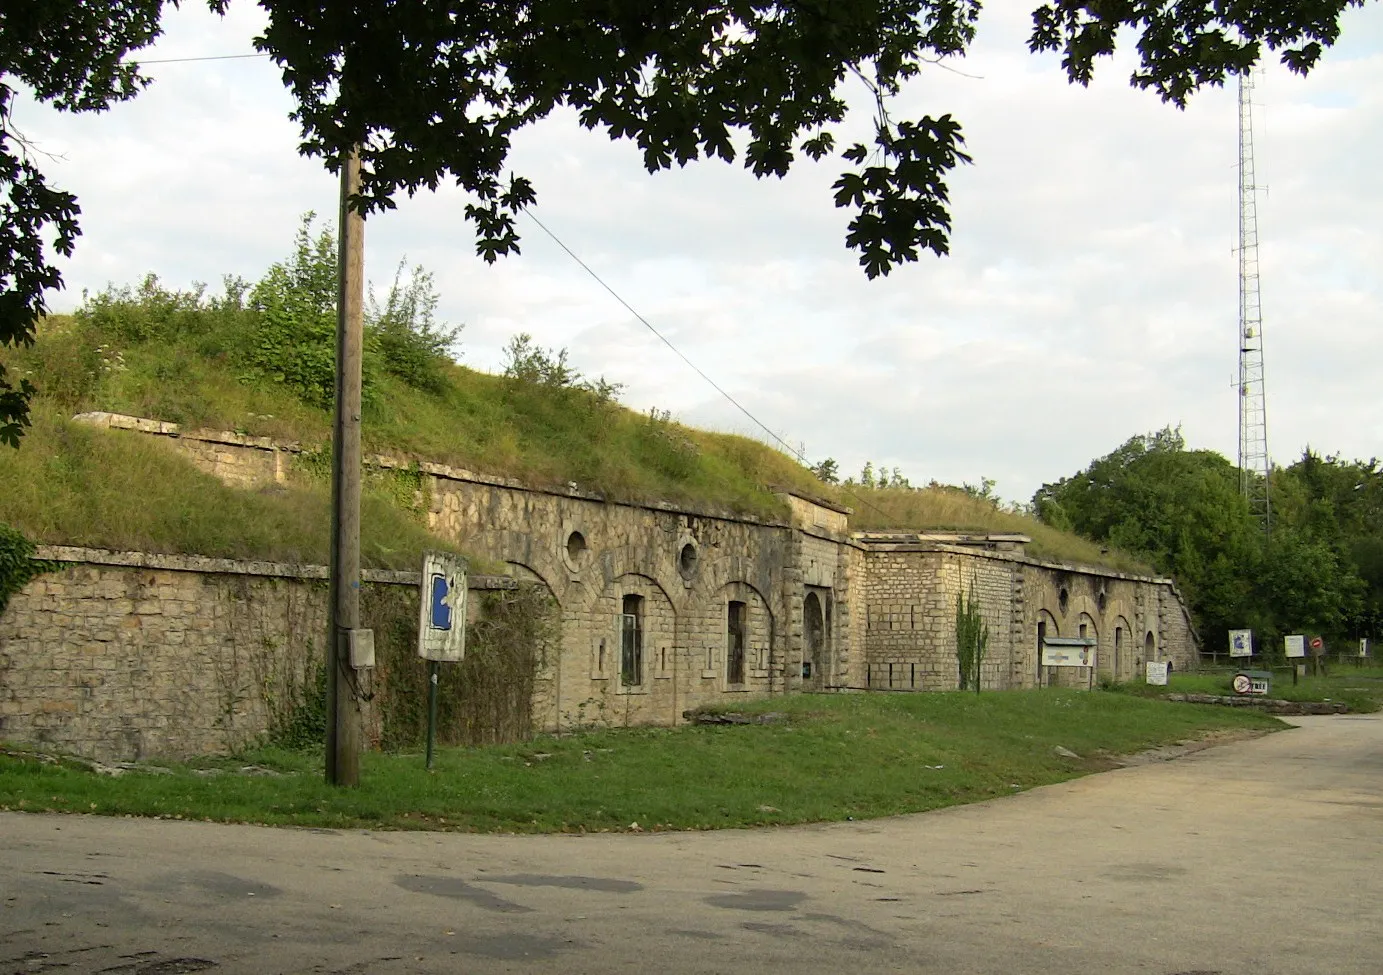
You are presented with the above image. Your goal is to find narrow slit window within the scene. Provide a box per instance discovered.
[727,600,747,684]
[620,594,644,687]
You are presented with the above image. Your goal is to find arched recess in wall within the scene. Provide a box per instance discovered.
[582,573,677,714]
[803,591,824,687]
[697,555,775,610]
[465,527,569,608]
[1035,609,1058,686]
[504,561,557,596]
[1072,611,1098,678]
[1036,579,1069,631]
[594,546,685,617]
[497,561,565,731]
[709,581,774,690]
[1145,630,1157,663]
[1111,615,1132,681]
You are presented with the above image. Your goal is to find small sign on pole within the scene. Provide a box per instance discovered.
[1228,629,1253,658]
[1232,671,1271,696]
[418,551,467,771]
[1041,637,1096,668]
[1361,638,1370,658]
[418,552,468,662]
[1145,661,1169,686]
[1309,635,1325,656]
[1285,634,1306,658]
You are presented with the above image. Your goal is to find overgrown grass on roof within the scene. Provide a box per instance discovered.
[3,298,1144,571]
[0,406,461,569]
[6,313,822,521]
[843,485,1153,573]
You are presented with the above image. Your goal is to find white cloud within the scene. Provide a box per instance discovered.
[15,2,1383,502]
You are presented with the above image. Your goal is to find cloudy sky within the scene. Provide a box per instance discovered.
[15,3,1383,501]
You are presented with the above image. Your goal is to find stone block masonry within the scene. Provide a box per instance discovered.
[0,548,513,763]
[1,413,1206,762]
[854,535,1197,691]
[64,413,863,737]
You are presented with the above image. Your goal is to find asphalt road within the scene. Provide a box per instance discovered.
[2,714,1380,975]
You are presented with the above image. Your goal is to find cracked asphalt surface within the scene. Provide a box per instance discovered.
[2,714,1380,974]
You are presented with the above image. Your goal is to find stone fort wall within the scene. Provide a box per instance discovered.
[0,415,1201,761]
[854,537,1198,691]
[52,414,863,739]
[0,548,515,762]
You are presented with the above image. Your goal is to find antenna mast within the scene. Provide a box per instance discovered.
[1237,72,1271,529]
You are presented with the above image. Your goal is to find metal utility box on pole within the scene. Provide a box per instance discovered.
[326,147,368,787]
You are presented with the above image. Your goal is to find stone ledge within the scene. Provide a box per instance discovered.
[71,411,796,529]
[1165,693,1349,715]
[33,546,518,590]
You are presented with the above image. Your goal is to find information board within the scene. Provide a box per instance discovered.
[1145,661,1169,686]
[1229,629,1253,657]
[418,551,468,662]
[1041,641,1095,668]
[1284,634,1306,659]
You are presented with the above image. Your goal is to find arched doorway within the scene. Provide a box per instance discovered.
[1037,610,1058,687]
[803,591,825,690]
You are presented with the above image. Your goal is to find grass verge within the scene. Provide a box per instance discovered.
[1115,665,1383,713]
[0,690,1282,833]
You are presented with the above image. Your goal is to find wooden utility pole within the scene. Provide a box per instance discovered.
[326,148,366,787]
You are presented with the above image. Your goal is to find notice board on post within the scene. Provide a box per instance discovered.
[1041,637,1096,669]
[418,551,468,662]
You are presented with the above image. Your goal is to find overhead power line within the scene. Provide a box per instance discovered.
[520,208,898,520]
[521,209,797,458]
[138,53,269,64]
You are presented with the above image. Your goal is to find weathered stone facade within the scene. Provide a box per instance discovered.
[0,548,519,762]
[855,534,1198,691]
[0,415,1202,761]
[69,412,862,732]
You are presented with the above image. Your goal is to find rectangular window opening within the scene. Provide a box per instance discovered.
[620,594,644,687]
[727,600,747,685]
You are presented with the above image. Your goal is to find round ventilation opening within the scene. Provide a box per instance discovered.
[678,541,699,579]
[566,530,588,563]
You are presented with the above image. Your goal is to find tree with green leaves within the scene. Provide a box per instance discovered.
[1035,429,1376,655]
[955,573,989,692]
[247,213,460,407]
[2,2,164,446]
[3,0,1370,443]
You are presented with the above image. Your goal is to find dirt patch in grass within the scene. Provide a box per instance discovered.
[1105,726,1278,769]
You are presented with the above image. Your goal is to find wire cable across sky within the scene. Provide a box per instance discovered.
[521,208,897,519]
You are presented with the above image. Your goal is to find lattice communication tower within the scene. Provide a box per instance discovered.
[1237,72,1271,529]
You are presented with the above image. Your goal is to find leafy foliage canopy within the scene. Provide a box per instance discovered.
[1,0,1370,443]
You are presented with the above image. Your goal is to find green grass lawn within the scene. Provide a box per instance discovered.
[0,690,1282,833]
[1116,664,1383,713]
